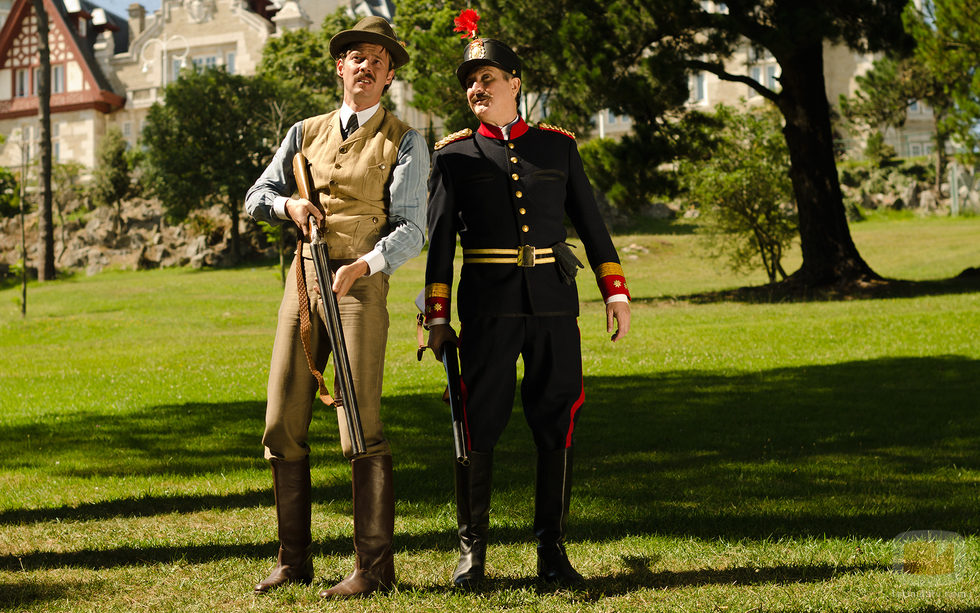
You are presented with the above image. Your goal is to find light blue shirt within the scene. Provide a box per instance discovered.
[245,106,428,276]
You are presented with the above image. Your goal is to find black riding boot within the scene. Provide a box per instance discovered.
[254,457,314,594]
[534,447,584,584]
[452,450,493,588]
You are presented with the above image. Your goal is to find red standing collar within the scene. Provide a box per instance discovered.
[478,117,529,141]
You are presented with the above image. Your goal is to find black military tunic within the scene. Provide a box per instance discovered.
[424,118,630,451]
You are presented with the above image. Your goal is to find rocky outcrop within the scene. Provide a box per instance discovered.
[0,198,275,280]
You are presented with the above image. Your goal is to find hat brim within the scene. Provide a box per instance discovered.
[329,30,410,70]
[455,59,519,89]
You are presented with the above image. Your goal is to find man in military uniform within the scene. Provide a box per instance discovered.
[245,16,427,598]
[423,37,631,587]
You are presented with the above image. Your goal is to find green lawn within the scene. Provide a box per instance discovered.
[1,216,979,612]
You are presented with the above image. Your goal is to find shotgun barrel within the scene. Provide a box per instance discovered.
[292,152,367,457]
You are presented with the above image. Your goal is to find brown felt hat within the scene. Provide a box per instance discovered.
[329,16,410,70]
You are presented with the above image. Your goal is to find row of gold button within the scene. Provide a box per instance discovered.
[509,143,527,232]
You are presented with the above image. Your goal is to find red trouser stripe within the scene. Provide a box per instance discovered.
[564,378,585,449]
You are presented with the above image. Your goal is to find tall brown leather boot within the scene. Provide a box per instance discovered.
[452,450,493,588]
[534,447,584,585]
[319,454,395,598]
[254,457,314,594]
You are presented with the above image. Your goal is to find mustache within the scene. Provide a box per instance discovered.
[473,93,492,102]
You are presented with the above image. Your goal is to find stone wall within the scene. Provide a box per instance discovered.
[0,197,275,280]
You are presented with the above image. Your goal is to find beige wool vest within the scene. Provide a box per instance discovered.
[301,108,412,260]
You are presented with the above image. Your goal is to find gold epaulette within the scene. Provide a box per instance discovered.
[434,128,474,150]
[537,123,576,139]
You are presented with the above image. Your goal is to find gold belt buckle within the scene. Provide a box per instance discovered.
[517,245,536,267]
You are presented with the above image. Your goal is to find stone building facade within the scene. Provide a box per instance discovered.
[0,0,339,172]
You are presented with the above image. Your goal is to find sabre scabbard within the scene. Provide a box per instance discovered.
[440,341,469,466]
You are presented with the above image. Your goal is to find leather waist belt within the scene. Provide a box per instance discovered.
[463,246,555,267]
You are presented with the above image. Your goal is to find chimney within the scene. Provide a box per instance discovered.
[128,3,145,43]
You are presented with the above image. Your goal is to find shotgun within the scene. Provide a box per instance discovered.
[292,152,366,457]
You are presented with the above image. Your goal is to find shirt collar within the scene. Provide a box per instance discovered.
[478,116,528,141]
[339,102,381,130]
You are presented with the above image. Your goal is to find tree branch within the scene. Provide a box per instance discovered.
[686,58,779,103]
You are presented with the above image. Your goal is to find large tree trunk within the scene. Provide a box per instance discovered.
[776,42,880,287]
[32,0,55,281]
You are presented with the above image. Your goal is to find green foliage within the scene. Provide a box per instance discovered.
[0,166,20,218]
[141,68,295,259]
[257,9,358,114]
[863,130,898,168]
[142,68,268,221]
[838,56,915,132]
[396,0,473,137]
[579,113,707,213]
[51,161,88,260]
[680,104,797,283]
[579,113,716,214]
[395,0,686,137]
[838,46,953,188]
[904,0,980,163]
[92,127,131,232]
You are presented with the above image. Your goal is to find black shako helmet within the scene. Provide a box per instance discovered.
[455,38,521,89]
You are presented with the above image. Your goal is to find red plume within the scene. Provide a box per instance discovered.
[453,9,480,40]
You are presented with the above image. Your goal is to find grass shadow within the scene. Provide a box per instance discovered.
[3,356,979,544]
[659,273,980,304]
[0,578,103,609]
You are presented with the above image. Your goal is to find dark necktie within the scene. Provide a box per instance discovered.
[345,114,359,139]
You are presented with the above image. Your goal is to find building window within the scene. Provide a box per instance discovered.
[690,72,706,103]
[766,65,778,90]
[225,52,236,74]
[52,64,65,94]
[910,143,922,157]
[749,66,761,97]
[193,56,218,70]
[171,58,183,82]
[909,100,919,113]
[15,68,29,97]
[52,122,60,162]
[123,122,132,138]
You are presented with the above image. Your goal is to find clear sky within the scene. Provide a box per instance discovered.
[99,0,162,19]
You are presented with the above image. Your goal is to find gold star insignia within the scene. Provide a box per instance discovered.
[613,280,622,287]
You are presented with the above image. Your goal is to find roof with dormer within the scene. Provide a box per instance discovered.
[0,0,126,119]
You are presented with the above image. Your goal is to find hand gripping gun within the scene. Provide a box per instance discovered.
[415,294,469,466]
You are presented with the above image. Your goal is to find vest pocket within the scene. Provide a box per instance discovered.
[357,162,390,202]
[352,215,387,255]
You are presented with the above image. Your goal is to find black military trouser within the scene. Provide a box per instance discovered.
[458,315,583,452]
